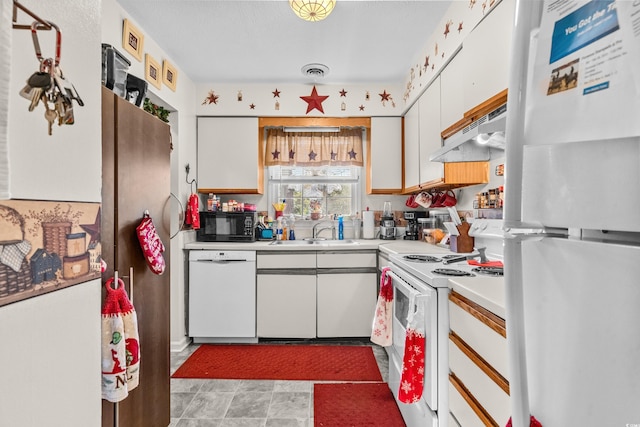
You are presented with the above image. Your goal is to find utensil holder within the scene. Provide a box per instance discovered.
[451,222,474,253]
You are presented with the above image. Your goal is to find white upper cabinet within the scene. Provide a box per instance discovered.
[462,0,514,112]
[197,117,263,194]
[369,117,402,194]
[403,101,421,192]
[440,48,466,131]
[418,77,444,185]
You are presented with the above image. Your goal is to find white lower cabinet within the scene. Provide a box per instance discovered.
[257,273,316,338]
[317,272,377,337]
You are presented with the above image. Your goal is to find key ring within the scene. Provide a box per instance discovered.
[30,20,61,67]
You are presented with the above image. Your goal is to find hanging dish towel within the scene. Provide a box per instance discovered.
[185,193,200,230]
[101,277,140,402]
[371,266,393,346]
[136,213,166,275]
[398,294,426,404]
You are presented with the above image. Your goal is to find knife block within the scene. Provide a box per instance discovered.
[451,223,474,253]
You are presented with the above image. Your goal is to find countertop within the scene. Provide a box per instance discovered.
[448,276,505,319]
[184,238,451,253]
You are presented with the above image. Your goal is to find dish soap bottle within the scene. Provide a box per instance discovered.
[338,216,344,240]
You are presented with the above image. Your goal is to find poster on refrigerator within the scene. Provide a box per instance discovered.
[525,0,640,144]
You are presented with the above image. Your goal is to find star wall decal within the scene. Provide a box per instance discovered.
[339,89,348,97]
[379,90,391,102]
[424,56,430,70]
[359,105,365,111]
[272,88,281,98]
[469,0,476,8]
[202,90,219,105]
[272,149,280,160]
[330,151,337,160]
[348,149,358,159]
[309,150,317,161]
[458,22,464,33]
[80,208,101,244]
[300,86,329,114]
[289,149,295,159]
[249,103,256,109]
[444,20,453,38]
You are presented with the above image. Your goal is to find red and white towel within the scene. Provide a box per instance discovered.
[101,277,140,403]
[185,193,200,230]
[399,294,426,404]
[371,266,393,346]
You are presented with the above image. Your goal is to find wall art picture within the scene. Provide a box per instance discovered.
[0,200,102,307]
[122,19,144,62]
[162,60,178,91]
[145,54,162,90]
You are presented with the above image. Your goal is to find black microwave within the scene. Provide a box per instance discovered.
[196,211,257,242]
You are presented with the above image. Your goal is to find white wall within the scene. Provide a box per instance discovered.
[2,1,102,426]
[102,0,197,352]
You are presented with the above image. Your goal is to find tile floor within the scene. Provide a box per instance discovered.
[169,340,390,427]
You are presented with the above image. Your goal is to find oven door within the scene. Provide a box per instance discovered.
[388,269,439,411]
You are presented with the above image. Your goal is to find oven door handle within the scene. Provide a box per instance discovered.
[387,270,421,298]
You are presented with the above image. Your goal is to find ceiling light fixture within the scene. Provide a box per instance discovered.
[289,0,336,22]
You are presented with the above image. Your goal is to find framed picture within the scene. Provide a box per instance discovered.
[145,54,162,90]
[162,60,178,91]
[122,19,144,62]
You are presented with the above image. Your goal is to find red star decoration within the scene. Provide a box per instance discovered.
[348,149,358,159]
[424,56,430,69]
[308,150,317,161]
[339,89,347,97]
[458,22,464,33]
[444,22,451,38]
[272,149,280,160]
[289,149,295,159]
[249,103,256,109]
[80,208,101,244]
[300,86,329,114]
[379,90,391,102]
[272,88,281,98]
[359,105,365,111]
[202,90,219,105]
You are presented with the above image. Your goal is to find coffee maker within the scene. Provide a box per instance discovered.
[380,202,396,240]
[403,211,428,240]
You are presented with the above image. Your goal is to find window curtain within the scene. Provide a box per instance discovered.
[265,128,363,167]
[0,0,11,199]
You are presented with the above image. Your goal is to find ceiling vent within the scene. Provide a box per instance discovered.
[301,63,329,79]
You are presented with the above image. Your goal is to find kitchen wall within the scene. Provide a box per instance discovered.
[1,1,102,425]
[102,0,198,353]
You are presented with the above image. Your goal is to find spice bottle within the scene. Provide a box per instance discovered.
[207,193,214,211]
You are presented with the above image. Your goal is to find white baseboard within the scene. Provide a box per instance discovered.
[171,336,192,353]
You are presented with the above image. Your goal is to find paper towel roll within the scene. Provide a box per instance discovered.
[362,210,375,239]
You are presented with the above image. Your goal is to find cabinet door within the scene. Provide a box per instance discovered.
[403,102,420,192]
[317,272,377,337]
[257,274,316,338]
[197,117,262,194]
[369,117,402,194]
[440,48,466,131]
[418,77,444,186]
[462,0,514,111]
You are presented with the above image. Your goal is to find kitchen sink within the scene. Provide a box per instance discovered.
[269,239,359,246]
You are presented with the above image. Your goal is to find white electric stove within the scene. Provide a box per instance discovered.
[386,219,504,427]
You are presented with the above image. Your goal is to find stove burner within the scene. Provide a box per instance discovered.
[432,268,475,277]
[472,266,504,277]
[441,255,460,260]
[403,255,441,263]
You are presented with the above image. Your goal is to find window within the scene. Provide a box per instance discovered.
[269,165,361,219]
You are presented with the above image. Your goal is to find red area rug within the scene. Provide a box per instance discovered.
[172,344,383,382]
[314,383,406,426]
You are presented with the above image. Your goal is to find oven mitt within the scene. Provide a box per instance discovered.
[399,294,426,404]
[136,214,166,275]
[371,267,393,346]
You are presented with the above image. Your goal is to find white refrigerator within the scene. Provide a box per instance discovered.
[504,1,640,426]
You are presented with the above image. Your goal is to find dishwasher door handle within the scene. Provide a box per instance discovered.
[194,259,250,263]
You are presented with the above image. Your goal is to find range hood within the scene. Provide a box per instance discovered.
[430,104,507,163]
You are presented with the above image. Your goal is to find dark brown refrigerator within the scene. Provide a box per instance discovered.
[101,86,171,427]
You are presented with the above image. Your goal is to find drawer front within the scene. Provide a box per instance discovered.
[449,340,510,427]
[257,252,316,269]
[449,378,490,427]
[317,251,376,268]
[449,300,509,380]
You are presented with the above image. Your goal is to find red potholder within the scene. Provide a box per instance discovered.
[136,215,166,275]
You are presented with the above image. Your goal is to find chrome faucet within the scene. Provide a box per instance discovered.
[313,220,336,239]
[442,247,488,265]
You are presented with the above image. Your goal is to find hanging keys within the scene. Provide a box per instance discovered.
[42,94,57,136]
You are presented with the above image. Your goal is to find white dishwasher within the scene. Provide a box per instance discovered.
[188,250,257,343]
